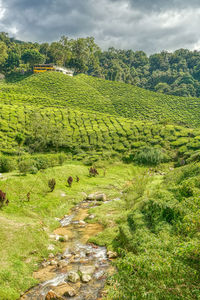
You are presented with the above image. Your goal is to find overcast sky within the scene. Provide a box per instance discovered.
[0,0,200,54]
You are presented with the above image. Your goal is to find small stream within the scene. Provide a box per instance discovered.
[21,200,112,300]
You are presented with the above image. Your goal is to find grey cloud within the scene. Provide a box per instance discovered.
[1,0,200,53]
[111,0,200,11]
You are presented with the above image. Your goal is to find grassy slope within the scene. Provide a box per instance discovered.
[1,73,200,159]
[89,164,200,299]
[0,160,137,299]
[2,102,200,161]
[80,74,200,126]
[1,72,200,126]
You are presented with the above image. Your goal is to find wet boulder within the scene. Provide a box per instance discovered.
[94,270,105,280]
[79,265,95,275]
[64,289,76,297]
[48,253,54,258]
[61,253,72,259]
[54,283,77,297]
[79,220,86,225]
[41,261,50,268]
[81,274,92,283]
[107,251,118,259]
[87,193,106,201]
[57,260,68,268]
[87,193,96,200]
[95,193,106,201]
[50,259,57,266]
[45,290,64,300]
[67,271,80,283]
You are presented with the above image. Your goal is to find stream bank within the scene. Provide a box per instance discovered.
[21,197,116,300]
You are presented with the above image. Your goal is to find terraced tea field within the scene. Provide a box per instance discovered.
[1,72,200,157]
[0,73,200,300]
[1,72,200,126]
[1,102,200,159]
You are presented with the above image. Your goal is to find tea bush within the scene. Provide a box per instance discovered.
[18,159,36,174]
[134,147,168,165]
[0,156,16,173]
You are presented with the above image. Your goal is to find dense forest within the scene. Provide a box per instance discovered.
[1,32,200,97]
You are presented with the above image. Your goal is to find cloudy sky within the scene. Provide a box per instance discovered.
[0,0,200,53]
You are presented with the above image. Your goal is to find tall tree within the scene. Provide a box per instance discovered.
[22,49,45,67]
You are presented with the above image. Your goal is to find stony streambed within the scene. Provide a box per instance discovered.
[21,197,116,300]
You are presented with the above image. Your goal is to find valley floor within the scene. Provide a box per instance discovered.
[0,161,138,299]
[0,160,199,299]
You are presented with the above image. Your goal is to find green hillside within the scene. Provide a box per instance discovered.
[1,72,200,162]
[1,72,200,126]
[0,72,200,300]
[80,74,200,126]
[2,102,200,162]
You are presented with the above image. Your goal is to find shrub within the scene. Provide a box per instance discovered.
[33,156,50,170]
[134,147,167,166]
[179,181,194,197]
[89,167,99,177]
[48,178,56,192]
[83,158,93,166]
[15,132,25,146]
[0,190,8,208]
[58,153,66,165]
[0,156,16,173]
[29,166,38,174]
[186,150,200,163]
[18,159,35,174]
[67,176,73,187]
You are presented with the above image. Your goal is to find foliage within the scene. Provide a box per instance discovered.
[0,41,8,66]
[58,153,66,165]
[21,49,45,67]
[18,159,36,175]
[0,190,8,208]
[89,167,99,177]
[2,32,200,97]
[0,156,16,173]
[134,147,167,165]
[89,164,200,299]
[67,176,73,187]
[48,178,56,192]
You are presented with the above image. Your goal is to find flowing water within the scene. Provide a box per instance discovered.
[21,200,112,300]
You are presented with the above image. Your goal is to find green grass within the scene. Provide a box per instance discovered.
[88,164,200,299]
[0,160,136,299]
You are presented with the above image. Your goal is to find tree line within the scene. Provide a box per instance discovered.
[1,32,200,97]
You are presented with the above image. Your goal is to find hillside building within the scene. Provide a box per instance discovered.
[33,64,74,76]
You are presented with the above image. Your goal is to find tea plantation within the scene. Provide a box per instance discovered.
[1,102,200,161]
[1,72,200,161]
[0,72,200,300]
[1,72,200,126]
